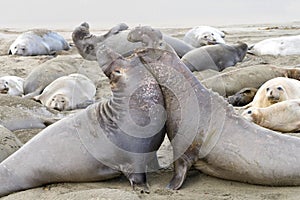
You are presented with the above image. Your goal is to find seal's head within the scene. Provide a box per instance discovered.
[227,88,257,106]
[47,94,70,111]
[0,79,9,94]
[9,43,28,55]
[234,42,248,61]
[266,84,287,104]
[127,26,163,48]
[241,107,262,124]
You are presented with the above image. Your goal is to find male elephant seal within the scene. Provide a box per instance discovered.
[0,125,23,162]
[162,35,194,58]
[181,42,248,72]
[128,27,300,190]
[248,77,300,108]
[242,99,300,133]
[183,26,225,48]
[8,29,70,56]
[34,73,96,111]
[227,88,257,106]
[0,76,24,96]
[248,35,300,56]
[0,45,166,197]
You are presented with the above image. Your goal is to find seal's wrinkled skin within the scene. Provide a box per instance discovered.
[0,46,166,197]
[128,26,300,190]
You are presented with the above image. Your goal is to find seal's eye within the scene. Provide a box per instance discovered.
[114,70,121,74]
[277,86,283,91]
[247,110,252,114]
[204,36,208,39]
[266,88,270,92]
[211,33,214,36]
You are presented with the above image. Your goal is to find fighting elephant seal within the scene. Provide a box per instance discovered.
[227,88,257,106]
[0,76,24,96]
[248,35,300,56]
[242,99,300,133]
[34,73,96,111]
[183,26,225,48]
[248,77,300,108]
[0,45,166,197]
[8,29,70,56]
[181,42,248,72]
[0,125,23,162]
[128,27,300,190]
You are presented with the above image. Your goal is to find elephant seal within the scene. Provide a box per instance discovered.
[8,29,70,56]
[227,88,257,106]
[0,45,166,197]
[183,26,225,48]
[0,125,23,162]
[248,35,300,56]
[0,76,24,96]
[181,42,248,72]
[242,99,300,133]
[23,56,88,98]
[200,65,300,97]
[128,27,300,190]
[248,77,300,108]
[34,73,96,111]
[162,35,194,58]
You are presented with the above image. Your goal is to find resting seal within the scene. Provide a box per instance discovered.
[183,26,225,48]
[0,45,166,197]
[181,42,248,72]
[162,35,194,58]
[242,99,300,133]
[128,27,300,190]
[248,77,300,108]
[248,35,300,56]
[0,76,24,96]
[0,125,23,162]
[8,29,70,56]
[34,73,96,111]
[227,88,257,106]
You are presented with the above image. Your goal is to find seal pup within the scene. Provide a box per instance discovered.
[183,26,225,48]
[0,76,24,96]
[227,88,257,106]
[242,99,300,133]
[8,29,70,56]
[0,125,23,162]
[34,73,96,111]
[128,27,300,190]
[248,77,300,108]
[0,45,166,197]
[248,35,300,56]
[181,42,248,72]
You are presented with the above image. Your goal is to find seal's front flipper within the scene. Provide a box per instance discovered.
[128,173,150,194]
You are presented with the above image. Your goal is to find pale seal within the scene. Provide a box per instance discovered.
[183,26,225,48]
[248,35,300,56]
[34,73,96,111]
[242,99,300,132]
[248,77,300,108]
[0,76,24,96]
[181,42,248,72]
[0,125,23,162]
[0,45,166,197]
[8,29,70,56]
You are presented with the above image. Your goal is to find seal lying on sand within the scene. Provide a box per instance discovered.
[242,99,300,133]
[248,77,300,108]
[200,65,300,97]
[0,76,24,96]
[128,26,300,190]
[227,88,257,106]
[0,45,166,197]
[8,29,70,56]
[183,26,225,48]
[248,35,300,56]
[162,35,194,58]
[181,42,248,72]
[0,125,23,162]
[34,73,96,111]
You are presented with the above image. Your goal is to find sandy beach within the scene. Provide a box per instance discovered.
[1,22,300,200]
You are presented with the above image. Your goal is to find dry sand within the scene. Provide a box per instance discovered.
[1,22,300,200]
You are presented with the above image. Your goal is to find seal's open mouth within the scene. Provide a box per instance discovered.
[0,88,8,94]
[267,96,280,103]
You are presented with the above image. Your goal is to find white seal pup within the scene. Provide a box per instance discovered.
[183,26,225,48]
[248,77,300,108]
[34,73,96,111]
[0,76,24,96]
[242,99,300,133]
[8,29,70,56]
[248,35,300,56]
